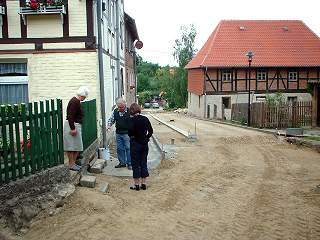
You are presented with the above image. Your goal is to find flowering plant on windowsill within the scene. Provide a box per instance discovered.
[27,0,63,10]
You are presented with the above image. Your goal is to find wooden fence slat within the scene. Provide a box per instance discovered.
[50,100,58,166]
[7,106,16,181]
[39,101,47,170]
[28,103,36,174]
[0,105,9,183]
[57,99,64,164]
[21,104,30,177]
[14,105,23,179]
[33,102,41,171]
[44,100,53,167]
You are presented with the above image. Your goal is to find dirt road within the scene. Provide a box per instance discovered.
[24,113,320,240]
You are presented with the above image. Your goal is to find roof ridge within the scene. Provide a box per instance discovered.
[200,21,222,67]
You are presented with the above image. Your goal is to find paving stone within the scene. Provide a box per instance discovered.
[99,182,109,194]
[80,175,96,188]
[90,163,104,174]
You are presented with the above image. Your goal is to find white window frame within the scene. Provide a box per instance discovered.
[257,71,267,81]
[289,72,298,81]
[222,70,232,82]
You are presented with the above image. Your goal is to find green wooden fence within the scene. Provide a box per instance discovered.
[81,99,97,150]
[0,99,64,184]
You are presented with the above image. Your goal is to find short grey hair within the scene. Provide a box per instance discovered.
[115,97,126,105]
[76,86,89,97]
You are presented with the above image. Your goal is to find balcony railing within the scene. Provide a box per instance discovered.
[19,4,66,25]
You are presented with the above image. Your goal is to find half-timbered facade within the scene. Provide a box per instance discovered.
[124,13,139,106]
[186,20,320,126]
[0,0,141,130]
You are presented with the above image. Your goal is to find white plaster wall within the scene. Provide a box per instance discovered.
[68,0,87,36]
[7,1,21,38]
[188,92,205,118]
[27,15,63,38]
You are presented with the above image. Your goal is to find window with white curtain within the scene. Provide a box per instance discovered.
[0,63,29,104]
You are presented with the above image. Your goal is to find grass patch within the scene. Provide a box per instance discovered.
[304,136,320,142]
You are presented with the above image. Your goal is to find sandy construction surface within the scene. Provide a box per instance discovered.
[21,112,320,240]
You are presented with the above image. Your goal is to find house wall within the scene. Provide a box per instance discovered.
[203,92,312,120]
[0,52,102,131]
[204,68,315,93]
[188,92,205,118]
[188,69,204,95]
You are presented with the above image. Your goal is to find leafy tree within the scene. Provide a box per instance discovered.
[169,25,197,107]
[173,25,197,68]
[136,24,197,108]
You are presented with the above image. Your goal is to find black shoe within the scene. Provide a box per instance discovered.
[130,185,140,191]
[115,163,126,168]
[141,184,147,190]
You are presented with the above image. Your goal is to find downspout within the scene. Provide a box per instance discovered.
[203,66,207,118]
[96,0,107,147]
[115,0,121,98]
[133,50,137,103]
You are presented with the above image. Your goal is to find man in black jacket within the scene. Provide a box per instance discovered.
[107,98,131,169]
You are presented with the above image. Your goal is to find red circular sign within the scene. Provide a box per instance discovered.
[135,40,143,49]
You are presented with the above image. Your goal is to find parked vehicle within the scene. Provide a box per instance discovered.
[152,102,159,108]
[144,102,151,108]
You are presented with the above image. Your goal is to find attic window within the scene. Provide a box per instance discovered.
[239,26,246,31]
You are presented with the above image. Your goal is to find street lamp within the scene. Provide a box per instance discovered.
[246,51,254,126]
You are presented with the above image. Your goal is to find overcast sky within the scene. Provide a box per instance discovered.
[124,0,320,67]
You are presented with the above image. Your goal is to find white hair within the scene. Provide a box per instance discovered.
[116,97,126,105]
[76,86,89,97]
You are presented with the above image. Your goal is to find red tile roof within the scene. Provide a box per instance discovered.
[186,20,320,69]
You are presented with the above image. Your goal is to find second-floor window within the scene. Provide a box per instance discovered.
[222,70,232,82]
[289,72,298,81]
[257,71,267,81]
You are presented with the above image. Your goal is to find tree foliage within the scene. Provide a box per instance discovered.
[136,25,197,108]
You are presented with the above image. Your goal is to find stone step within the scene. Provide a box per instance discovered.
[80,175,96,188]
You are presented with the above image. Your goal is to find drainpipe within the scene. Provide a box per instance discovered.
[115,0,122,98]
[96,0,107,147]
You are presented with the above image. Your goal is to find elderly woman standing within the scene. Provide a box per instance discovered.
[128,103,153,190]
[64,86,89,171]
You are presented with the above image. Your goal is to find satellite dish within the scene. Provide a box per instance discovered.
[135,40,143,49]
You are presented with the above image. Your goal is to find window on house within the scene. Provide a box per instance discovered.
[222,70,232,82]
[288,96,298,103]
[289,72,298,81]
[0,63,29,104]
[256,96,266,102]
[198,96,201,108]
[257,71,267,81]
[222,97,231,109]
